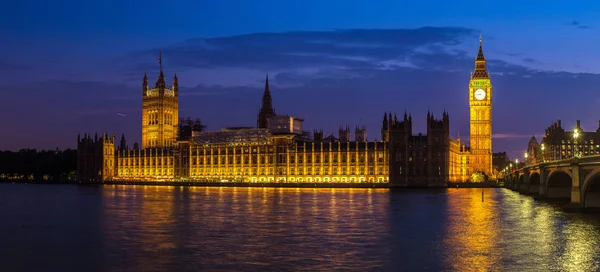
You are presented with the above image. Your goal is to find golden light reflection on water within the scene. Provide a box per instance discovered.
[444,189,501,271]
[560,220,600,272]
[92,186,600,271]
[441,189,600,272]
[99,186,392,271]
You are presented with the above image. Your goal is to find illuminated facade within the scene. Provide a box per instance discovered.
[541,120,600,161]
[449,136,471,182]
[142,51,179,149]
[468,36,493,177]
[78,60,388,183]
[176,129,388,183]
[77,40,498,184]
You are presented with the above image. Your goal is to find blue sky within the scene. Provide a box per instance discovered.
[2,0,600,160]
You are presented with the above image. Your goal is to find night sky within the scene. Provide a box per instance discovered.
[2,0,600,160]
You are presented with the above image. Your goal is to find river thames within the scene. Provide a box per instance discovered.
[1,184,599,271]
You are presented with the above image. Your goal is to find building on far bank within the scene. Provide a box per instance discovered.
[77,38,497,185]
[525,136,541,165]
[541,120,600,161]
[77,133,115,182]
[386,111,451,187]
[78,60,389,184]
[492,152,510,174]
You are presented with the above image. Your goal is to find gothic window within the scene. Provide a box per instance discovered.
[395,151,402,163]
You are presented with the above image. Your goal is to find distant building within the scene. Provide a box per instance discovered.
[541,120,600,161]
[355,126,367,142]
[525,136,541,165]
[77,133,115,182]
[387,111,452,187]
[493,152,510,172]
[268,115,303,135]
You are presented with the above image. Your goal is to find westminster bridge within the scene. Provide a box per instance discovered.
[505,155,600,209]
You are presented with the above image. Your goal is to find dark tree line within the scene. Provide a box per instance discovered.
[0,149,77,182]
[178,117,206,140]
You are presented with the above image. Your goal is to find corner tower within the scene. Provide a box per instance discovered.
[142,50,179,149]
[468,35,492,176]
[257,74,276,128]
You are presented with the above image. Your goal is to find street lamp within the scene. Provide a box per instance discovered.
[573,128,580,158]
[524,152,528,164]
[541,143,545,162]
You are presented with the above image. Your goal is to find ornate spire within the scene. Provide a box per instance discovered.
[477,34,485,61]
[262,74,272,110]
[257,74,276,128]
[472,35,489,78]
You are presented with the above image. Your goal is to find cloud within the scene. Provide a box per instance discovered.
[123,27,479,74]
[492,133,539,139]
[114,27,551,90]
[4,26,598,161]
[566,20,591,29]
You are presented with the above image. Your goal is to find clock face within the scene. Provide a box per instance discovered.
[474,89,486,100]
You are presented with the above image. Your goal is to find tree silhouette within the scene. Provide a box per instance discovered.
[0,149,77,182]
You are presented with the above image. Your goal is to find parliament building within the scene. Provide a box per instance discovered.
[77,38,495,186]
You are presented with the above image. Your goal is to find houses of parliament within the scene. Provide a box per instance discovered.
[77,38,495,186]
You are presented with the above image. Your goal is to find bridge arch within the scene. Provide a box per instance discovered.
[519,174,525,184]
[582,172,600,209]
[546,170,572,199]
[530,172,540,185]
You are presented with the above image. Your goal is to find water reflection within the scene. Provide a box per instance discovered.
[443,189,501,271]
[1,184,600,271]
[100,187,392,271]
[560,219,600,272]
[441,189,600,271]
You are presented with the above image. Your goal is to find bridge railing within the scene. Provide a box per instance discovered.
[517,154,600,172]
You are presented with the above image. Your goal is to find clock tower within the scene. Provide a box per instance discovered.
[468,36,492,177]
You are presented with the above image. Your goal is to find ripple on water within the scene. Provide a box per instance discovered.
[0,185,599,271]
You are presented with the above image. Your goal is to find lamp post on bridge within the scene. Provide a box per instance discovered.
[573,128,580,158]
[541,143,545,162]
[524,152,528,165]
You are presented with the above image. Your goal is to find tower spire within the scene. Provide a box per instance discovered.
[156,50,166,88]
[477,34,485,61]
[472,35,489,79]
[159,49,163,72]
[257,74,276,128]
[262,74,273,110]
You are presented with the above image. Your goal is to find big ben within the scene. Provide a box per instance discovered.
[469,35,492,177]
